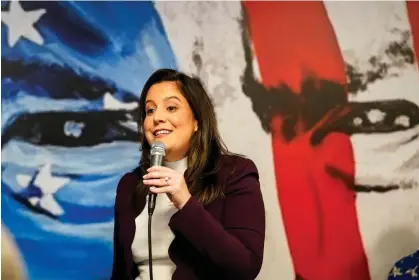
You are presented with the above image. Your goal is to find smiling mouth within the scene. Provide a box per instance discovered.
[154,129,172,137]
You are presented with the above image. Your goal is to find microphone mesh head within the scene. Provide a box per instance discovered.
[150,141,166,156]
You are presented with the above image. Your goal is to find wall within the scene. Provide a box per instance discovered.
[1,1,418,279]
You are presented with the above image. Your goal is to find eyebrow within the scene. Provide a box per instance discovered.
[145,96,182,105]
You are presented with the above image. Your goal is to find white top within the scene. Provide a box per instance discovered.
[132,158,188,280]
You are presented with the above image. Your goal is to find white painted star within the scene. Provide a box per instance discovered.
[34,164,70,196]
[16,164,70,216]
[1,1,46,47]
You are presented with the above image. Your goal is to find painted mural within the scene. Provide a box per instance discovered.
[1,1,418,280]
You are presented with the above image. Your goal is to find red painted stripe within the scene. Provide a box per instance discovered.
[407,1,419,62]
[243,2,370,279]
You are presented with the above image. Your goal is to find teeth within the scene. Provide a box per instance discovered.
[155,130,171,136]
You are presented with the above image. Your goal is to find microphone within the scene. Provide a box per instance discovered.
[148,141,166,216]
[147,141,165,280]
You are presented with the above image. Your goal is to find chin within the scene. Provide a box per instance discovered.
[153,137,171,148]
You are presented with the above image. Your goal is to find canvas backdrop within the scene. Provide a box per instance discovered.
[1,1,418,279]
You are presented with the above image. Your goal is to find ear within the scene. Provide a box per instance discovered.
[194,120,198,132]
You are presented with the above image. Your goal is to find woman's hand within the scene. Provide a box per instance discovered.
[143,166,191,210]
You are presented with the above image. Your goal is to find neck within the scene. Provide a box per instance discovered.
[164,148,189,162]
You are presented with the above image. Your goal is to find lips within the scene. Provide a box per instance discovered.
[153,129,172,137]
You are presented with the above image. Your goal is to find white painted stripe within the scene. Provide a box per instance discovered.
[154,2,295,279]
[325,2,419,279]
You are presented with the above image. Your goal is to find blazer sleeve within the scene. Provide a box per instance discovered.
[111,173,138,280]
[169,157,266,279]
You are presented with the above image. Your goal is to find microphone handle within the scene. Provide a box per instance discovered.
[148,193,155,280]
[148,153,164,215]
[148,193,157,215]
[147,153,164,280]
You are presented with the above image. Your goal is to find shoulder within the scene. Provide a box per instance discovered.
[116,171,139,195]
[115,171,140,208]
[218,154,259,192]
[114,170,145,215]
[1,227,25,280]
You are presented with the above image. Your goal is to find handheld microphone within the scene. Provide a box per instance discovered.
[148,141,166,216]
[147,141,166,280]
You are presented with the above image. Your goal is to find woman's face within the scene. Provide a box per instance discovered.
[143,81,197,162]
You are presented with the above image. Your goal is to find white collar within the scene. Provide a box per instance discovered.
[164,157,187,173]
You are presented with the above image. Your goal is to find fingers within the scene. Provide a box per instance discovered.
[143,166,190,209]
[143,165,177,180]
[142,166,184,196]
[143,178,170,187]
[143,171,172,180]
[147,166,175,173]
[149,186,172,194]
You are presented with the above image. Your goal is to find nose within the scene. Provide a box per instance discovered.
[153,107,167,123]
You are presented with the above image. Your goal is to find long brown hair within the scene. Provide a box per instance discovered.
[135,69,230,206]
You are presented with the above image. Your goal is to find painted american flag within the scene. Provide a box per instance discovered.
[1,1,418,279]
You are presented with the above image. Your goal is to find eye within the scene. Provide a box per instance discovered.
[146,108,155,115]
[167,106,177,112]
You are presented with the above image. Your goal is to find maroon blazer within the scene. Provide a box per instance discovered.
[111,155,266,280]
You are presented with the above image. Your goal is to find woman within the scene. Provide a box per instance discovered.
[111,69,265,280]
[1,226,26,280]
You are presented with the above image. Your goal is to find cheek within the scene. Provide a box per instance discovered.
[143,119,154,141]
[170,112,195,128]
[171,118,194,135]
[143,118,152,131]
[169,115,182,127]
